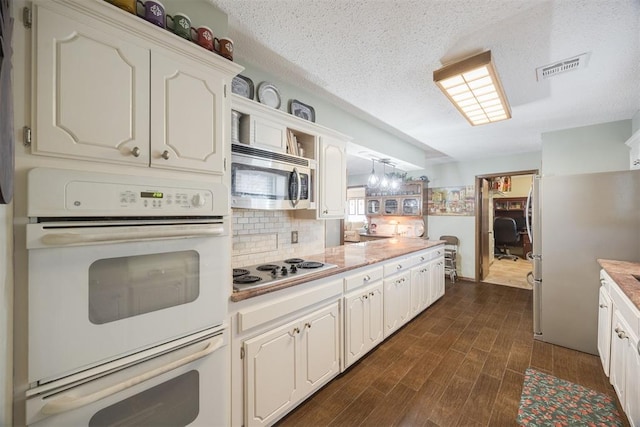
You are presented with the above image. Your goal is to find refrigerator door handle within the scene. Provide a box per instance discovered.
[526,185,532,242]
[533,279,543,337]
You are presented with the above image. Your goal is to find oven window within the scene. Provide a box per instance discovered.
[89,370,199,426]
[88,251,200,324]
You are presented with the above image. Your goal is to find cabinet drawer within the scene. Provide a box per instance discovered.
[411,246,444,264]
[383,256,416,277]
[344,266,383,292]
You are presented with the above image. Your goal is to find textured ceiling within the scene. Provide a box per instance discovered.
[208,0,640,173]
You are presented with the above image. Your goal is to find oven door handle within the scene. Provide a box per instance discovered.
[41,336,225,416]
[39,224,226,247]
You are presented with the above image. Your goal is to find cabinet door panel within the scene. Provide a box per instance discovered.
[253,117,287,151]
[384,272,411,337]
[301,304,340,389]
[318,136,346,218]
[367,284,384,347]
[345,293,366,367]
[244,324,298,427]
[34,6,149,164]
[151,52,225,173]
[610,310,628,402]
[597,287,613,376]
[626,331,639,427]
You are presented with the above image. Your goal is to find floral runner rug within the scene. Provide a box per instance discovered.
[517,367,623,426]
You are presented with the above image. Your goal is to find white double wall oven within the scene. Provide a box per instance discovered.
[21,168,231,426]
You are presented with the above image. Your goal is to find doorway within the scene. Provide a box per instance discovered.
[475,169,538,289]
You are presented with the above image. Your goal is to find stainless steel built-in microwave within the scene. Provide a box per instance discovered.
[231,144,311,210]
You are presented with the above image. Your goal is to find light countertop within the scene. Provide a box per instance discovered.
[598,259,640,311]
[231,238,444,302]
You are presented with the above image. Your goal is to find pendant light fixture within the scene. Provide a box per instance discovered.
[390,165,401,190]
[366,159,379,188]
[379,160,389,190]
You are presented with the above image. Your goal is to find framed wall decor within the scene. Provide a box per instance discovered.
[427,185,475,216]
[0,0,14,204]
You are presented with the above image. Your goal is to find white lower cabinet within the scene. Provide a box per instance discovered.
[625,328,640,427]
[383,270,412,337]
[610,309,631,401]
[429,257,445,304]
[243,301,340,427]
[344,281,384,368]
[410,259,429,318]
[598,285,613,376]
[598,269,640,427]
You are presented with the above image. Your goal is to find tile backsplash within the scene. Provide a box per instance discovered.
[231,209,325,268]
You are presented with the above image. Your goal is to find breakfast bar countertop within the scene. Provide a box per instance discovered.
[598,259,640,311]
[231,238,445,302]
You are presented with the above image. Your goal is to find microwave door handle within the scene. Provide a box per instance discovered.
[290,168,300,207]
[40,224,226,247]
[41,336,225,416]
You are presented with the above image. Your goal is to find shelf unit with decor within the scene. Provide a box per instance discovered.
[365,181,427,217]
[231,94,350,219]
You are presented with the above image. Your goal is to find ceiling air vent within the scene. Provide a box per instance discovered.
[536,53,590,81]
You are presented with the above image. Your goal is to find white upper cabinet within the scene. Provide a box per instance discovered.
[32,0,242,174]
[34,5,150,165]
[317,135,347,219]
[150,52,226,173]
[626,130,640,170]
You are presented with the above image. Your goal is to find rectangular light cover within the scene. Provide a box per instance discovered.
[433,51,511,126]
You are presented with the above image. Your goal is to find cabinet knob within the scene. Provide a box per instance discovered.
[634,159,640,165]
[304,322,311,329]
[161,150,170,160]
[363,294,368,300]
[615,327,621,333]
[599,304,607,308]
[364,275,370,281]
[420,256,425,262]
[397,264,402,270]
[617,331,627,340]
[369,291,375,296]
[131,146,141,157]
[323,209,328,214]
[293,327,300,334]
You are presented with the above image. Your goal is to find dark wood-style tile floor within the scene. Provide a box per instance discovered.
[276,280,627,427]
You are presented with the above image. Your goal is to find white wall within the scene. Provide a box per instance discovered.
[0,203,12,426]
[632,110,640,134]
[231,209,325,268]
[422,152,542,279]
[541,120,630,175]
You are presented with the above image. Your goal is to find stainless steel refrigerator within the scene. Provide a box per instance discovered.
[529,170,640,355]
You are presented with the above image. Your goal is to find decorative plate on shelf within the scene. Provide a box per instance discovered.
[289,99,315,122]
[231,74,254,99]
[257,82,281,109]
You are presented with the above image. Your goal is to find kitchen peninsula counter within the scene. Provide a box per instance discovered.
[598,259,640,311]
[231,238,444,302]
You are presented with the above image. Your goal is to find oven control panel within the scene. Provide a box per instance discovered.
[67,181,214,212]
[117,189,209,210]
[27,168,230,217]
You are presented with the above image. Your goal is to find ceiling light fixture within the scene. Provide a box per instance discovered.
[379,160,389,190]
[366,159,379,188]
[433,50,511,126]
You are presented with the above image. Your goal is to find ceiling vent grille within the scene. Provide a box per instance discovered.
[536,53,590,81]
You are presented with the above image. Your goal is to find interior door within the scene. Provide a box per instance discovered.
[480,178,491,280]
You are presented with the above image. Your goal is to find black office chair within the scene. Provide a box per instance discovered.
[493,217,520,261]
